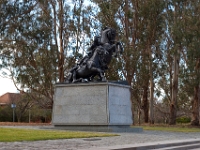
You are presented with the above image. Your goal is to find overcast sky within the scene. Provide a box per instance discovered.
[0,77,18,96]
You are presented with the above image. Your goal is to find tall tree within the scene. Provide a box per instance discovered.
[0,0,57,108]
[91,0,165,124]
[163,0,188,125]
[0,0,94,108]
[181,0,200,126]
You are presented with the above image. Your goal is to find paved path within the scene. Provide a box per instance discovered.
[1,126,200,150]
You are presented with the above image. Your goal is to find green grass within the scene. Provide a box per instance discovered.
[0,128,117,142]
[137,125,200,132]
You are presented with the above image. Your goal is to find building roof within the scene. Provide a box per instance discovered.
[0,92,21,104]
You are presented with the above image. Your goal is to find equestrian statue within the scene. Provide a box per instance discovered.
[65,27,123,83]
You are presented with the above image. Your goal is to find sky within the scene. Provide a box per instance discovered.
[0,77,18,96]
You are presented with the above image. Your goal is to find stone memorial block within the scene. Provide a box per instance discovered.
[52,82,133,126]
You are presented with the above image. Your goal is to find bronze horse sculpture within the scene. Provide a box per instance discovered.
[65,27,123,83]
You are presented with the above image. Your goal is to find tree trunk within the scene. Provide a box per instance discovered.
[142,86,149,123]
[169,53,179,125]
[130,91,134,125]
[199,85,200,125]
[191,85,199,126]
[137,107,141,125]
[149,77,154,124]
[58,1,64,83]
[149,48,154,124]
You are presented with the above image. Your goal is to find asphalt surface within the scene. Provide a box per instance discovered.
[1,125,200,150]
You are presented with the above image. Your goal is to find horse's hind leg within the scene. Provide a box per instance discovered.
[71,70,84,83]
[90,67,106,81]
[72,70,76,83]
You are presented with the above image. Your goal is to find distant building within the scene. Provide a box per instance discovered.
[0,93,21,107]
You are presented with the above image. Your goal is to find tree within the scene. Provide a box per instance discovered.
[14,92,34,122]
[159,0,189,125]
[91,0,165,124]
[180,0,200,126]
[0,0,94,108]
[0,0,56,108]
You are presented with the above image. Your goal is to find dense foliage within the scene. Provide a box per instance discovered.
[1,0,200,125]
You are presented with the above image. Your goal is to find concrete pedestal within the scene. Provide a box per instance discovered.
[52,82,141,132]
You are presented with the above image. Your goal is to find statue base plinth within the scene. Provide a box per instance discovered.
[52,82,141,132]
[52,125,142,133]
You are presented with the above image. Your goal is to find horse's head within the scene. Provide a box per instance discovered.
[100,27,116,44]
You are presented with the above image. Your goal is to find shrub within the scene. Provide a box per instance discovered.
[0,106,13,122]
[176,116,191,123]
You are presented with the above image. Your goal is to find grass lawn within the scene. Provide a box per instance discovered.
[136,124,200,132]
[0,128,117,142]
